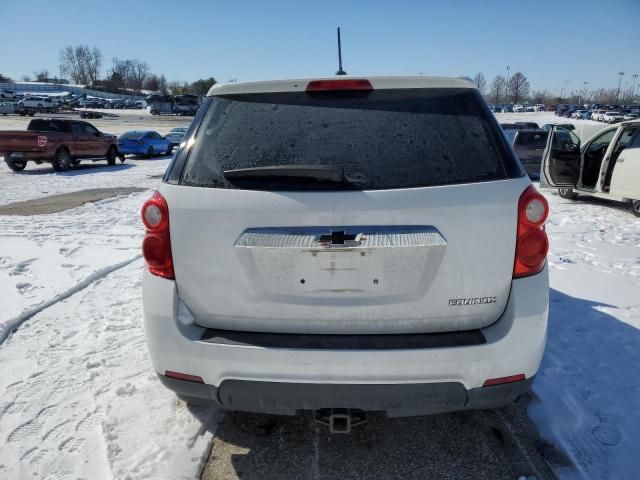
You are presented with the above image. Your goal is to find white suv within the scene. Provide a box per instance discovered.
[18,96,55,110]
[142,76,549,428]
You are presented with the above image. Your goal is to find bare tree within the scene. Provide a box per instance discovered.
[473,73,487,96]
[108,58,133,90]
[168,80,190,95]
[490,75,506,104]
[159,74,168,94]
[593,88,618,105]
[129,60,149,92]
[144,74,161,92]
[507,72,530,104]
[190,77,217,96]
[59,45,102,85]
[530,89,551,104]
[86,47,102,84]
[60,46,80,83]
[33,69,49,82]
[21,74,32,82]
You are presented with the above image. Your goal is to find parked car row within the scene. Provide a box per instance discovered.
[556,104,639,122]
[0,89,150,115]
[70,97,146,109]
[490,104,549,113]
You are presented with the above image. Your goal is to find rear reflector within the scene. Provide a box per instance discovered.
[164,370,204,383]
[306,79,373,92]
[483,374,526,387]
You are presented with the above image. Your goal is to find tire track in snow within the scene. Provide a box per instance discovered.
[0,254,142,344]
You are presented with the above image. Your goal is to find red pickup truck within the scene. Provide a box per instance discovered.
[0,118,121,172]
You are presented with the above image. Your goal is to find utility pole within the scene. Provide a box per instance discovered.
[335,27,347,76]
[506,65,510,102]
[582,81,589,105]
[616,72,625,104]
[631,74,638,103]
[561,80,569,99]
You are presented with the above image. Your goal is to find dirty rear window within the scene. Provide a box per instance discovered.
[180,88,515,191]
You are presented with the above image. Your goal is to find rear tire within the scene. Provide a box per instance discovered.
[52,148,72,172]
[6,159,27,172]
[558,187,579,200]
[630,200,640,217]
[146,146,154,158]
[106,146,117,166]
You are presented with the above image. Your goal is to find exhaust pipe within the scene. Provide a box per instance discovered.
[313,408,367,434]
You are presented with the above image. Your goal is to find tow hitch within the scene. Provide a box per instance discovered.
[313,408,367,434]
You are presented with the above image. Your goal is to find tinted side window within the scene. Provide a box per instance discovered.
[83,124,99,135]
[180,88,518,191]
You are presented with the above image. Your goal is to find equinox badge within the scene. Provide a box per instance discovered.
[449,297,497,306]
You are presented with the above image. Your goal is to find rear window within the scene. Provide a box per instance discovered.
[516,131,548,146]
[27,119,70,132]
[179,88,518,191]
[120,132,144,140]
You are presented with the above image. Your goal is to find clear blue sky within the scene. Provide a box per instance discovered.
[1,0,639,95]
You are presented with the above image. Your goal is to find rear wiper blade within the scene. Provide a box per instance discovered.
[223,165,344,183]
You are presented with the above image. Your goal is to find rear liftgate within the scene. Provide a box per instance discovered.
[238,226,446,434]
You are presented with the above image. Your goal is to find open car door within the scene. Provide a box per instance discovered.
[540,126,581,188]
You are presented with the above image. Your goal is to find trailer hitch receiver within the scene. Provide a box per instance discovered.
[313,408,367,434]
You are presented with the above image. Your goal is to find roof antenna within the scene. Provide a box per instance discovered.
[335,27,347,75]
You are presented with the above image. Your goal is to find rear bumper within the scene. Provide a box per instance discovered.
[143,266,548,416]
[158,373,534,417]
[2,151,44,161]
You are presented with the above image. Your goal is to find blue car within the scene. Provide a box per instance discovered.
[118,130,172,157]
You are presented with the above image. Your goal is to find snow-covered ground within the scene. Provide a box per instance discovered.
[530,191,640,480]
[0,186,218,479]
[0,113,639,479]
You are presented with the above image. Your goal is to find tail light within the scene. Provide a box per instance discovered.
[513,185,549,278]
[141,191,174,279]
[306,79,373,92]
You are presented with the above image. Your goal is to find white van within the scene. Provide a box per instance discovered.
[540,121,640,216]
